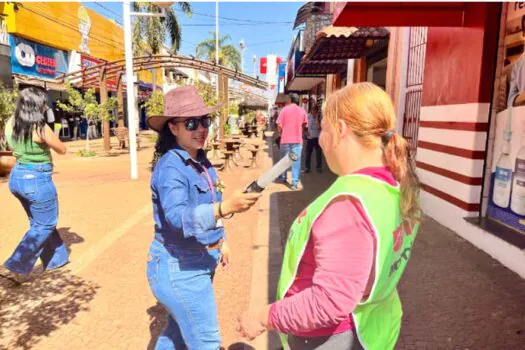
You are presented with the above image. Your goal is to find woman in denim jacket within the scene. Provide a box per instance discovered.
[2,87,68,283]
[146,86,260,350]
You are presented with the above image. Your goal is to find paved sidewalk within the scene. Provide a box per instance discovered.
[261,141,525,349]
[0,136,274,350]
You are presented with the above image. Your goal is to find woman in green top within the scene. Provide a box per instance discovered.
[3,87,68,283]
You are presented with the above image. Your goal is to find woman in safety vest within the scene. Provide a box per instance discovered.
[237,82,421,350]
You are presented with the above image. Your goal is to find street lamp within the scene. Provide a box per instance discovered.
[239,39,246,74]
[123,0,171,180]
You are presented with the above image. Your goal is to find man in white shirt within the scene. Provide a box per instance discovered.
[304,104,322,173]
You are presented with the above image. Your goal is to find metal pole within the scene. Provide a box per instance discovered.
[253,55,256,78]
[215,1,219,65]
[123,1,138,180]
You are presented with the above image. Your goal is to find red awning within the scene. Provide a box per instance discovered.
[333,2,469,28]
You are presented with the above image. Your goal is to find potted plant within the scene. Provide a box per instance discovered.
[0,83,18,177]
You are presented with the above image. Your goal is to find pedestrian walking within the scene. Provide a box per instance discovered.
[2,87,68,282]
[146,86,261,350]
[237,83,421,350]
[276,94,307,190]
[304,104,323,173]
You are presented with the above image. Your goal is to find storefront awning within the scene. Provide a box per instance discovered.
[303,26,390,61]
[333,2,468,27]
[294,2,325,29]
[13,75,67,91]
[286,76,325,92]
[296,59,348,76]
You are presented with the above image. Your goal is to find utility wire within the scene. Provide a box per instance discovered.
[175,9,293,25]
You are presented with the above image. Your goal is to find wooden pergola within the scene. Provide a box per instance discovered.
[56,54,268,152]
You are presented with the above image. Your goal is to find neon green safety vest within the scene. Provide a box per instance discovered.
[276,174,419,350]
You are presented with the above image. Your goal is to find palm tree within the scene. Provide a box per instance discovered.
[196,32,241,71]
[132,2,192,87]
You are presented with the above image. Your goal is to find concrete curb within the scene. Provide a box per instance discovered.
[246,138,283,350]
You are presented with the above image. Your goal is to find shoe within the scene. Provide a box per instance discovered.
[276,178,288,185]
[0,267,32,285]
[302,169,311,174]
[317,168,322,173]
[290,184,299,190]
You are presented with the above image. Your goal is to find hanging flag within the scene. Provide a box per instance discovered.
[260,57,267,74]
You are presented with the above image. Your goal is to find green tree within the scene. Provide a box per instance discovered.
[0,83,18,151]
[132,2,192,88]
[57,85,117,153]
[196,32,241,70]
[144,90,164,117]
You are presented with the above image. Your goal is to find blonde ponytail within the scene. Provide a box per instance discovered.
[383,133,421,222]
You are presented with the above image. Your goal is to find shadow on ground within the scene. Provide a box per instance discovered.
[0,267,99,350]
[57,226,85,255]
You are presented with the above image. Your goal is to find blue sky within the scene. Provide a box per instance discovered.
[83,1,304,76]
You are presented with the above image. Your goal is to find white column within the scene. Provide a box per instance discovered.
[123,0,138,180]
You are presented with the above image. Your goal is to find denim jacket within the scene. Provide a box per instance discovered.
[151,146,224,248]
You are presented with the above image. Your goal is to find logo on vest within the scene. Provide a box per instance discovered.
[389,220,415,277]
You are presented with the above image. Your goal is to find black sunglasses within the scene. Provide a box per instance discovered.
[171,116,211,131]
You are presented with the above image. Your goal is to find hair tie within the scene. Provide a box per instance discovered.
[381,129,396,145]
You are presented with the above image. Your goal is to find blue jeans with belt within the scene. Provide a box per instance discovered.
[147,239,221,350]
[5,163,69,275]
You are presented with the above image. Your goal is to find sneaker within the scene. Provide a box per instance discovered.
[290,184,299,190]
[302,169,311,174]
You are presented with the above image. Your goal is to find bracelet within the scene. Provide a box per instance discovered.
[219,202,234,219]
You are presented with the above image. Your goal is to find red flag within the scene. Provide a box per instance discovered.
[260,57,267,74]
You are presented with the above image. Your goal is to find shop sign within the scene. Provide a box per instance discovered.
[81,54,119,91]
[10,35,68,79]
[486,3,525,233]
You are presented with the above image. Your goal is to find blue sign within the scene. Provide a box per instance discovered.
[277,62,286,93]
[10,35,69,79]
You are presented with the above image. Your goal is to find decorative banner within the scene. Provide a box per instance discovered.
[260,57,267,74]
[266,54,278,86]
[277,62,286,93]
[10,35,68,79]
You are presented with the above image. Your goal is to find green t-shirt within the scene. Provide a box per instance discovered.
[4,118,52,164]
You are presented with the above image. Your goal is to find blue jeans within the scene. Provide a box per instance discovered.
[5,163,69,275]
[279,143,303,186]
[147,239,221,350]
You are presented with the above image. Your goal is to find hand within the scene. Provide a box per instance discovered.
[220,241,231,268]
[222,190,261,215]
[236,306,270,341]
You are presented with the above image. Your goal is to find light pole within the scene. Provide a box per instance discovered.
[123,1,172,179]
[252,54,257,78]
[239,39,245,74]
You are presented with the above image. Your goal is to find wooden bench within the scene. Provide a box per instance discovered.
[112,127,141,150]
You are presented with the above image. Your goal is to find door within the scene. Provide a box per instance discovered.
[403,27,427,157]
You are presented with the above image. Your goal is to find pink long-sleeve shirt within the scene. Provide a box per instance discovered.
[268,167,397,337]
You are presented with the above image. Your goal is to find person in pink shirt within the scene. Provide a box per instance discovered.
[276,94,308,190]
[237,83,421,349]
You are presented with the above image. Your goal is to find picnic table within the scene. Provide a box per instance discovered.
[244,139,266,168]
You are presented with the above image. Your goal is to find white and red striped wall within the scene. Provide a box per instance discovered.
[397,9,525,278]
